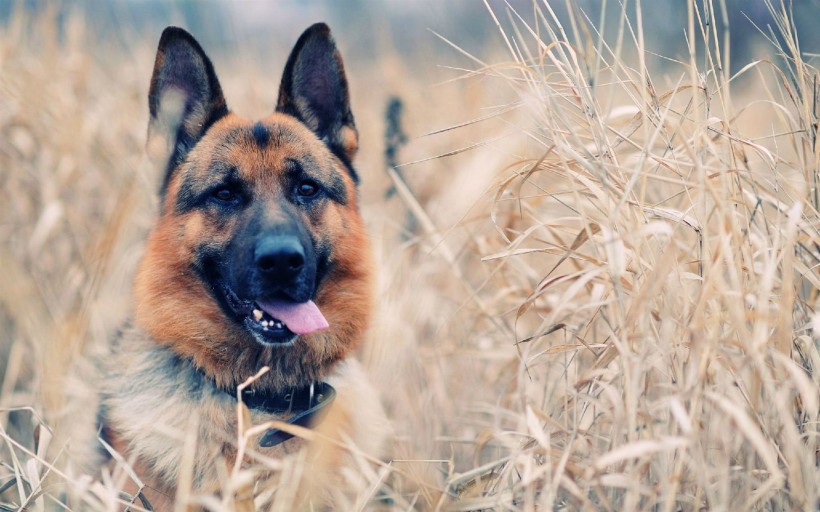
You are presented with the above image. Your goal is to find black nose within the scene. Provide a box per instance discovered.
[254,236,305,279]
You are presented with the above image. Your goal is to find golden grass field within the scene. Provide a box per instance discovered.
[1,1,819,510]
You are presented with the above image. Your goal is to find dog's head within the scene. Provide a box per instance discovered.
[133,24,372,390]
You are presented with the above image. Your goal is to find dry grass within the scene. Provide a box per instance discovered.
[2,1,819,510]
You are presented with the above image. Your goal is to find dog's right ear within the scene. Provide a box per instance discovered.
[276,24,358,175]
[148,27,228,195]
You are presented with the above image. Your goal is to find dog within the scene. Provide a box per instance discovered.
[68,23,385,510]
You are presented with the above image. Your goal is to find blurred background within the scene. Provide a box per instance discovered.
[4,0,818,70]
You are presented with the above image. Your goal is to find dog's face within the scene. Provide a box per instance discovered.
[132,25,372,391]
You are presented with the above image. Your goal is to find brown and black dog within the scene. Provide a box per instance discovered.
[69,23,385,509]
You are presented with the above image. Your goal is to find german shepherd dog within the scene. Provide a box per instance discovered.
[69,23,384,509]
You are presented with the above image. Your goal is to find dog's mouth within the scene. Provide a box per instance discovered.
[220,284,329,345]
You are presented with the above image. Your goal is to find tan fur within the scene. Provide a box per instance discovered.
[93,326,383,508]
[68,24,386,510]
[133,114,373,391]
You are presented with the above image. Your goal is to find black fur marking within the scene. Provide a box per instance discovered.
[334,151,359,185]
[149,27,229,198]
[96,404,114,460]
[175,175,200,213]
[314,241,334,290]
[194,213,322,331]
[284,158,347,205]
[276,23,359,184]
[160,111,226,197]
[196,251,242,323]
[323,172,348,205]
[175,166,247,214]
[252,122,270,147]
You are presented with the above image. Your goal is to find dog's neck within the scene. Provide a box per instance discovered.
[230,381,337,447]
[107,322,337,447]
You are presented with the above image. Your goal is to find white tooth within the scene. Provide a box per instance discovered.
[253,309,263,321]
[275,321,284,329]
[262,320,269,327]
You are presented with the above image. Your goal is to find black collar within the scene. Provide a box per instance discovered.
[233,381,337,447]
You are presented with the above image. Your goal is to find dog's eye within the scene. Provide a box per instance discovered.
[211,187,240,204]
[296,180,320,197]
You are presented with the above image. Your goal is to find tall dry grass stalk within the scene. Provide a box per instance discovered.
[401,0,819,509]
[1,1,819,510]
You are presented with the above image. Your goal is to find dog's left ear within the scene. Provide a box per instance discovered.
[276,23,358,168]
[148,27,228,194]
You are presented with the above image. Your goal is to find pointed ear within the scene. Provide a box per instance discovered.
[276,23,359,168]
[148,27,228,194]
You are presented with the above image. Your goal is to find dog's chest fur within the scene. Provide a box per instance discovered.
[99,324,239,487]
[96,324,376,491]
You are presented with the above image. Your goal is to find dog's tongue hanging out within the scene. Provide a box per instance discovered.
[256,300,329,335]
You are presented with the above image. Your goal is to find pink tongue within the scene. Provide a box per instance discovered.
[255,300,329,335]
